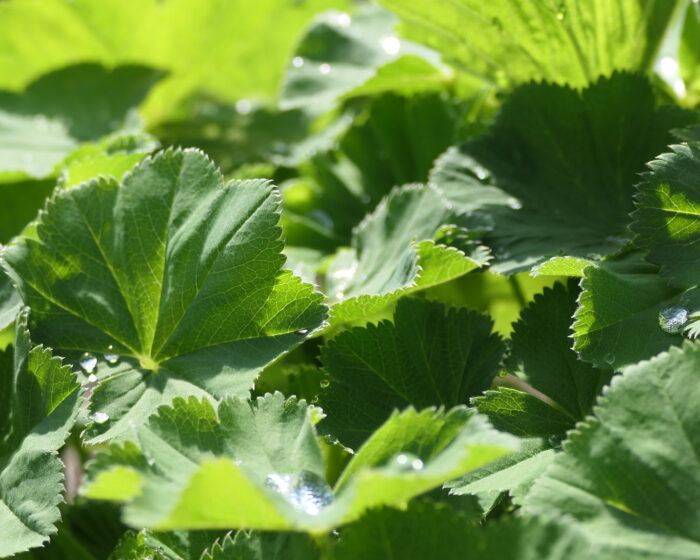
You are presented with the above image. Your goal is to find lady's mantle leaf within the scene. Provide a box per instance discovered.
[631,140,700,289]
[319,298,504,449]
[572,254,684,369]
[83,393,518,532]
[0,309,81,557]
[326,183,489,326]
[1,148,326,442]
[377,0,680,89]
[333,501,590,559]
[431,73,696,274]
[476,280,612,438]
[524,342,700,559]
[280,5,446,110]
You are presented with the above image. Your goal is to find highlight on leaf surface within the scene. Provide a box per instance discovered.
[1,148,327,442]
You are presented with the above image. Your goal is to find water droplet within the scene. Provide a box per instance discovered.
[320,379,330,389]
[235,99,252,115]
[605,353,615,365]
[319,63,331,75]
[335,291,344,300]
[548,434,563,448]
[507,197,522,210]
[393,452,424,471]
[380,36,401,55]
[336,12,351,27]
[658,306,688,334]
[292,56,304,68]
[92,411,109,424]
[265,470,333,516]
[79,352,97,373]
[87,373,97,383]
[295,329,309,336]
[498,370,508,378]
[474,165,489,180]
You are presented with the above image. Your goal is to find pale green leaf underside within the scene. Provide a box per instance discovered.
[524,342,700,559]
[2,149,326,442]
[84,394,518,532]
[0,310,81,557]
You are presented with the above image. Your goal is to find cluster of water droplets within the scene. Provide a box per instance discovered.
[265,470,334,516]
[79,346,121,383]
[392,452,424,472]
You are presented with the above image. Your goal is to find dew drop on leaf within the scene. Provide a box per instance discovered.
[380,36,401,55]
[605,353,615,365]
[319,63,331,75]
[295,329,309,336]
[104,345,119,364]
[87,374,97,383]
[394,452,424,471]
[92,412,109,424]
[265,470,334,516]
[79,352,97,373]
[320,379,330,388]
[658,306,688,334]
[336,12,351,27]
[292,56,304,68]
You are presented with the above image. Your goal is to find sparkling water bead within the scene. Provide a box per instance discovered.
[658,306,688,334]
[265,470,333,516]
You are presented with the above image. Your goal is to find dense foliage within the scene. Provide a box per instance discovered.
[0,0,698,558]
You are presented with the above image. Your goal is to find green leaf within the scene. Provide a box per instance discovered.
[679,2,700,107]
[507,281,611,420]
[524,342,700,558]
[58,132,159,190]
[326,184,488,326]
[1,148,326,442]
[202,531,320,560]
[318,298,504,449]
[476,281,611,438]
[631,141,700,289]
[0,0,351,122]
[431,73,696,274]
[296,92,469,248]
[0,309,81,557]
[572,254,685,369]
[377,0,683,88]
[0,63,163,178]
[445,439,556,514]
[280,6,447,109]
[333,501,590,559]
[84,394,517,532]
[474,389,574,438]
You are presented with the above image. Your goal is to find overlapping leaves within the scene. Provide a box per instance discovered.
[319,298,504,449]
[430,73,696,274]
[2,149,326,442]
[0,310,81,557]
[84,392,518,532]
[524,342,700,558]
